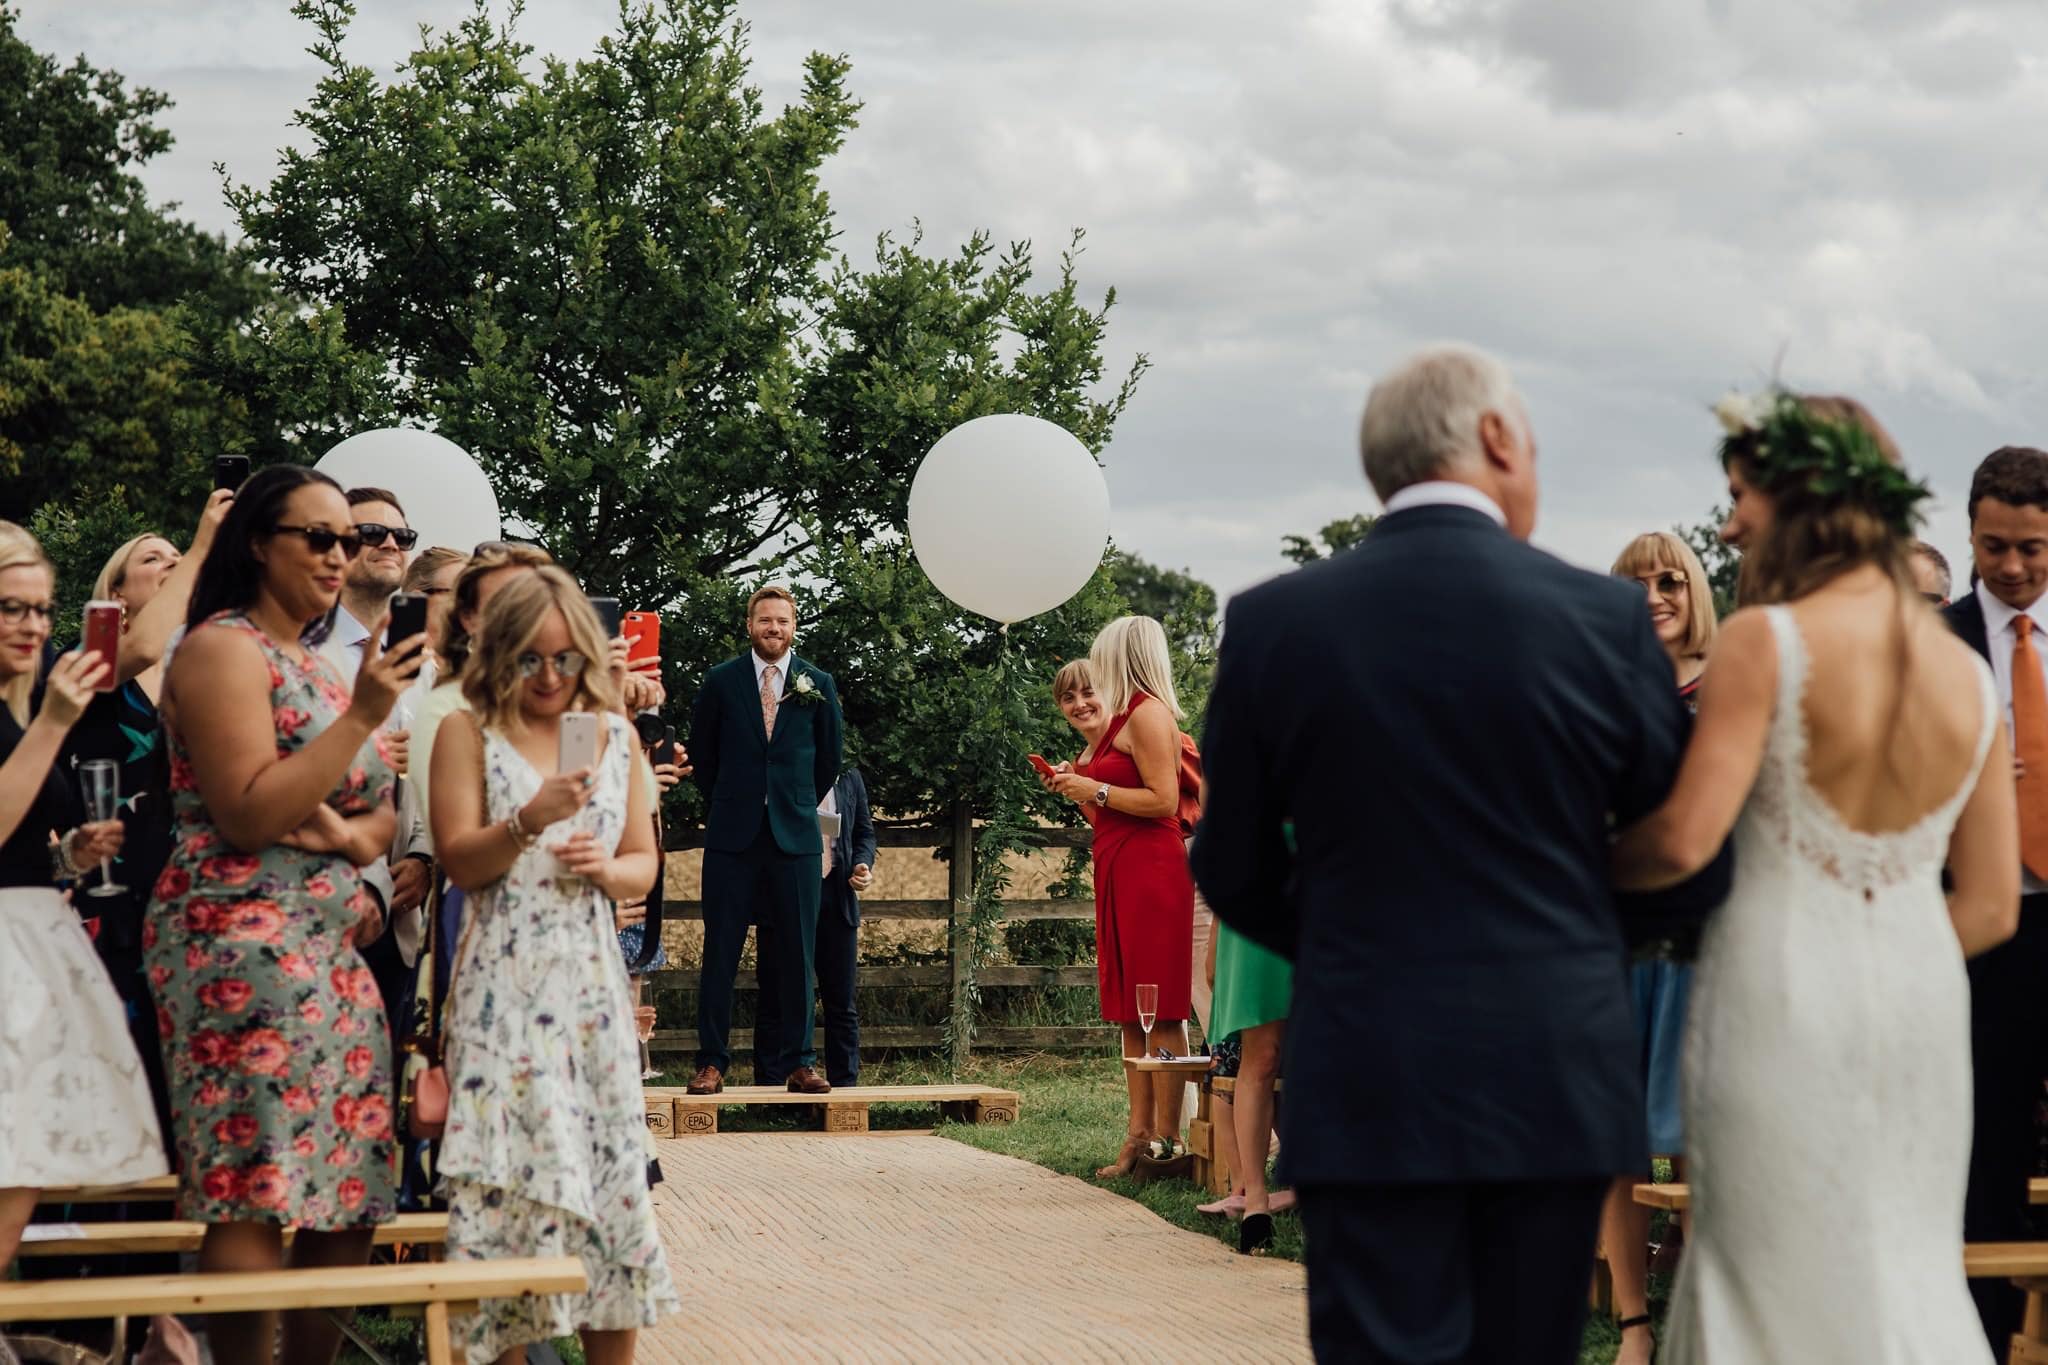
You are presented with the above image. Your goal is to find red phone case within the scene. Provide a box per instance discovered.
[1028,753,1058,779]
[623,611,660,667]
[82,601,122,691]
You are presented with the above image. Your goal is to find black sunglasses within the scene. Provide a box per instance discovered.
[269,525,364,558]
[355,523,419,550]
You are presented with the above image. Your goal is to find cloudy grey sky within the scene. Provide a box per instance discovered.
[19,0,2048,603]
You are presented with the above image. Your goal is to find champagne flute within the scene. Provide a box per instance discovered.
[77,759,126,897]
[1136,982,1159,1059]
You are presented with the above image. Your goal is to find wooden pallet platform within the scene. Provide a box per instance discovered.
[1635,1178,2048,1213]
[642,1083,1020,1136]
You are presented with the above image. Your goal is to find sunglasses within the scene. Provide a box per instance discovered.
[0,598,55,625]
[270,525,365,558]
[1626,571,1688,597]
[355,523,419,550]
[516,649,588,679]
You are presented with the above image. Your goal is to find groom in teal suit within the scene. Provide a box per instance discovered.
[686,586,844,1094]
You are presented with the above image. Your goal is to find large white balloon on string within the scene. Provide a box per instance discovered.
[313,429,501,554]
[907,414,1110,624]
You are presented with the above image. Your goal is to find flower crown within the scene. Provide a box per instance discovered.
[1712,387,1932,536]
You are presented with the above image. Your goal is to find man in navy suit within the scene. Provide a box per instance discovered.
[1193,344,1731,1364]
[686,587,843,1095]
[1940,446,2048,1353]
[756,767,876,1087]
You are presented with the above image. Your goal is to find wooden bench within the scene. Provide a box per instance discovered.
[642,1083,1021,1136]
[1186,1073,1286,1197]
[1631,1183,2048,1363]
[0,1257,586,1365]
[16,1211,450,1259]
[1632,1178,2048,1212]
[33,1175,180,1207]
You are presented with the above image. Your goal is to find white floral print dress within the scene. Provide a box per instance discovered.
[438,712,679,1362]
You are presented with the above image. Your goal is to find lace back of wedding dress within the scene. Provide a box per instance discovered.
[1751,605,1997,898]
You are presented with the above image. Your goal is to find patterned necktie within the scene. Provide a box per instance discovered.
[760,664,779,740]
[2012,619,2048,879]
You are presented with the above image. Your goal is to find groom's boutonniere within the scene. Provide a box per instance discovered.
[784,670,824,706]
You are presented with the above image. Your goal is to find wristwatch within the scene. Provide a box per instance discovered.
[1094,784,1110,808]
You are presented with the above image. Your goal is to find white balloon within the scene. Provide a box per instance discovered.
[313,429,502,556]
[908,414,1110,624]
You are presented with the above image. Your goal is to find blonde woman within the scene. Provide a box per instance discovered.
[1044,616,1196,1178]
[430,568,677,1365]
[0,522,166,1268]
[1598,530,1718,1360]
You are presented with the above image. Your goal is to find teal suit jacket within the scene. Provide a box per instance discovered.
[690,652,844,856]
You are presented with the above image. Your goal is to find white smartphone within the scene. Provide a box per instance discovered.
[558,712,601,775]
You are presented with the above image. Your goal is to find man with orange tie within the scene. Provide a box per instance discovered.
[1944,444,2048,1356]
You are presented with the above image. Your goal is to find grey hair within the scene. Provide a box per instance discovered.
[1358,344,1522,501]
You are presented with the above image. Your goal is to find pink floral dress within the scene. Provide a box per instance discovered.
[144,612,398,1228]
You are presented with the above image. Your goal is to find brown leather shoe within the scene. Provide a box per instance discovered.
[786,1066,831,1095]
[686,1065,724,1095]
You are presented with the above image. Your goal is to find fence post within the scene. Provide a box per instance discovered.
[947,800,975,1072]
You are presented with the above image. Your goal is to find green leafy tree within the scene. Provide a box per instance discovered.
[1281,512,1376,565]
[1106,549,1217,733]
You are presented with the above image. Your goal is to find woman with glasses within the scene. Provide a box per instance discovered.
[1598,530,1719,1365]
[429,568,676,1365]
[146,465,425,1365]
[0,522,167,1269]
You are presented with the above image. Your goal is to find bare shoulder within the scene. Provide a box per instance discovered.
[1704,608,1780,682]
[168,621,266,695]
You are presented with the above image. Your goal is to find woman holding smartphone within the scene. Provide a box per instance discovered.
[149,466,423,1365]
[0,522,167,1268]
[430,568,677,1365]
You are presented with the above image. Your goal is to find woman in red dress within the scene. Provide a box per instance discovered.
[1047,616,1195,1177]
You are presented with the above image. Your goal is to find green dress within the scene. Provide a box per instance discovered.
[1210,918,1293,1039]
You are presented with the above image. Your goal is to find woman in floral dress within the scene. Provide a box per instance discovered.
[429,567,676,1365]
[148,465,425,1365]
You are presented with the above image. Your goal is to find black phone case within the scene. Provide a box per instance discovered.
[385,594,429,648]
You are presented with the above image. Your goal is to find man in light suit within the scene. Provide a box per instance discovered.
[1192,344,1731,1363]
[687,586,843,1095]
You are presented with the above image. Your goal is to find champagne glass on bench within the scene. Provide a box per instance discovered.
[1136,982,1159,1059]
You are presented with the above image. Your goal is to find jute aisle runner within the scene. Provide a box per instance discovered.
[639,1132,1310,1363]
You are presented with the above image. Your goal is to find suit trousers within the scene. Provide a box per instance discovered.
[756,883,860,1086]
[1299,1179,1606,1364]
[699,821,822,1079]
[1964,894,2048,1353]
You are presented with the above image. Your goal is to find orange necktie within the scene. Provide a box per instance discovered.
[2012,619,2048,879]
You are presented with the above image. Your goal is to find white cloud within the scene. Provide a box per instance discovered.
[17,0,2048,606]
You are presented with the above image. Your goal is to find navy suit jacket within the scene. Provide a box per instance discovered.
[820,768,877,927]
[1191,505,1732,1187]
[690,653,844,856]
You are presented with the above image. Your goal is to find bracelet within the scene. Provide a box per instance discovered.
[505,810,541,850]
[53,829,85,879]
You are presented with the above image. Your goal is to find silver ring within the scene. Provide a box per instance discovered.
[582,773,594,788]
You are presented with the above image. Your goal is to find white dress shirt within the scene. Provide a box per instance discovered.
[1975,579,2048,894]
[1381,480,1508,527]
[320,605,377,685]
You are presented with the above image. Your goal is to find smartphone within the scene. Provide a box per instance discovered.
[623,610,660,667]
[589,595,623,639]
[385,592,429,652]
[82,601,123,691]
[558,711,601,775]
[213,455,251,492]
[1027,754,1058,780]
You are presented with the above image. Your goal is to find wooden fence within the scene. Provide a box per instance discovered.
[651,808,1111,1066]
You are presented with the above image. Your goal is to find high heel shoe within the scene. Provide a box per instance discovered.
[1095,1134,1144,1179]
[1239,1211,1274,1255]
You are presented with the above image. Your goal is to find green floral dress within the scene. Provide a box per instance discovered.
[145,612,398,1227]
[440,713,679,1362]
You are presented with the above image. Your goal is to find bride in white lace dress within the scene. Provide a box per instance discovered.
[1613,392,2020,1363]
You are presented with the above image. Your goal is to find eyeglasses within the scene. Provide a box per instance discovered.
[268,525,364,558]
[1627,571,1688,597]
[354,523,419,551]
[516,650,588,679]
[0,598,54,624]
[417,586,452,597]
